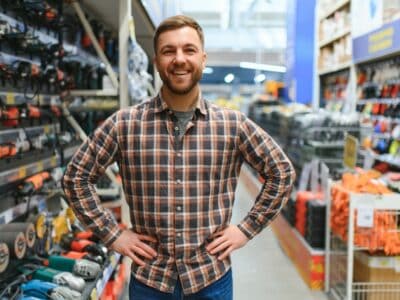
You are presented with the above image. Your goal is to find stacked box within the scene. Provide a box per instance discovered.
[305,200,326,249]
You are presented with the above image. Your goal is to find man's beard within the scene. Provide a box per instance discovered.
[162,69,203,95]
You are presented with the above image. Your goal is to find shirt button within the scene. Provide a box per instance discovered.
[177,152,182,157]
[177,232,182,237]
[176,206,182,212]
[174,126,179,131]
[176,179,181,184]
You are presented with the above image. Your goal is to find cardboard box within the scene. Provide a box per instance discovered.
[353,252,400,300]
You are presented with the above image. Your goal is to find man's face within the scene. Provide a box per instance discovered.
[154,26,206,95]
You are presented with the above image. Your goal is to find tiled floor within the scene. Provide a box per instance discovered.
[231,173,329,300]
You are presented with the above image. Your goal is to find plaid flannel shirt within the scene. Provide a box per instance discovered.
[63,94,295,295]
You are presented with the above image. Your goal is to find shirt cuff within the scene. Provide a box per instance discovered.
[237,217,265,240]
[102,226,123,248]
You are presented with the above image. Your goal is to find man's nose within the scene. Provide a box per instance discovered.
[173,49,185,64]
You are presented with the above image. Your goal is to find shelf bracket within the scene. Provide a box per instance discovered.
[70,1,119,91]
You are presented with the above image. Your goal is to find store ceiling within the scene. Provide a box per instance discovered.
[80,0,286,66]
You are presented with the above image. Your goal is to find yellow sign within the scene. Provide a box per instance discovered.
[343,134,358,169]
[368,26,394,54]
[6,93,14,105]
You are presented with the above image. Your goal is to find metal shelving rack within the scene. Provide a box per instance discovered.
[315,0,357,113]
[326,191,400,299]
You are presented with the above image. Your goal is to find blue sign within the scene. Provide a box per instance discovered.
[285,0,316,104]
[353,18,400,63]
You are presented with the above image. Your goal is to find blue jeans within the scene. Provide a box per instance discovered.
[129,269,233,300]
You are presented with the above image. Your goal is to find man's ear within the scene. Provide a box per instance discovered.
[153,56,158,71]
[202,51,207,70]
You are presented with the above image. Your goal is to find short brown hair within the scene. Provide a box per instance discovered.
[153,15,204,53]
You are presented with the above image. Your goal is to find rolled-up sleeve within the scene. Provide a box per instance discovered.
[62,113,122,247]
[237,115,296,239]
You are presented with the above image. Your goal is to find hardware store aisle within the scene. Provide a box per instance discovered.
[231,171,328,300]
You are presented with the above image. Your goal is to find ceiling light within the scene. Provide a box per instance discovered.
[224,73,235,83]
[203,67,214,74]
[240,62,286,73]
[254,73,266,83]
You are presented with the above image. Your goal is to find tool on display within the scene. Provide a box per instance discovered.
[46,255,101,280]
[62,250,103,265]
[20,279,82,300]
[20,265,86,292]
[60,233,107,259]
[0,222,36,248]
[0,242,10,273]
[18,171,51,195]
[0,231,26,259]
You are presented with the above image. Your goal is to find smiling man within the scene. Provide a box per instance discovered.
[63,15,296,300]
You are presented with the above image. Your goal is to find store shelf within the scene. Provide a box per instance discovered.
[0,154,60,186]
[307,141,345,148]
[271,214,325,290]
[0,195,46,225]
[367,115,400,124]
[63,43,103,66]
[373,154,400,168]
[319,0,351,20]
[0,51,40,66]
[0,91,60,106]
[0,123,60,144]
[318,61,352,75]
[0,12,58,45]
[0,12,103,68]
[357,98,400,105]
[319,28,351,48]
[69,89,119,97]
[85,252,121,300]
[371,132,392,139]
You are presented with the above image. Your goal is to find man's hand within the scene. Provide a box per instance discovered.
[206,225,249,260]
[110,230,157,266]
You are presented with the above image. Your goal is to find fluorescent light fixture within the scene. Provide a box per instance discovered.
[240,62,286,73]
[203,67,213,74]
[224,73,235,83]
[254,73,266,83]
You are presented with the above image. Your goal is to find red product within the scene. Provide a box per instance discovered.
[295,191,324,236]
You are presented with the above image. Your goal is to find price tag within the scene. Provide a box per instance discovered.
[110,254,116,266]
[44,125,50,134]
[344,134,359,169]
[299,163,312,191]
[6,93,15,105]
[37,95,44,105]
[51,156,57,166]
[37,161,44,171]
[357,206,374,228]
[90,288,97,300]
[18,167,26,179]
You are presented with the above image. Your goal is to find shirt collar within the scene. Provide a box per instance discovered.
[153,90,207,116]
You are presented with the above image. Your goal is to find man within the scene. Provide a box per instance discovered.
[63,15,295,300]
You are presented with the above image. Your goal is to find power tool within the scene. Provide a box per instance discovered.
[0,242,9,273]
[20,279,81,300]
[27,266,86,292]
[18,171,51,195]
[46,255,101,280]
[60,233,107,259]
[0,222,36,248]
